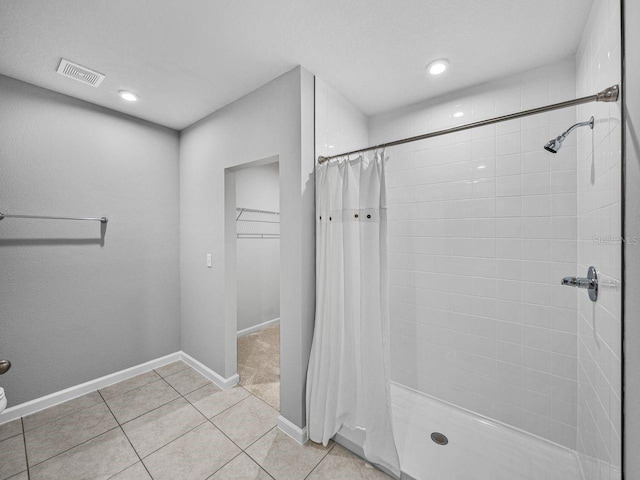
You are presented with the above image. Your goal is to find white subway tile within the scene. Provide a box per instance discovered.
[366,47,623,454]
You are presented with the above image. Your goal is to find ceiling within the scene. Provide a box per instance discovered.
[0,0,593,130]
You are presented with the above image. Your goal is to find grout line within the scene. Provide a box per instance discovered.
[241,424,277,452]
[153,361,190,379]
[187,389,251,420]
[0,427,25,442]
[206,411,256,452]
[102,376,166,402]
[26,425,122,469]
[21,392,105,434]
[242,426,278,462]
[23,397,122,469]
[203,450,246,480]
[99,370,162,401]
[303,440,336,480]
[134,412,209,460]
[107,377,213,462]
[117,425,154,480]
[21,417,31,480]
[136,419,208,461]
[99,390,154,480]
[107,378,183,426]
[105,462,145,480]
[162,371,212,396]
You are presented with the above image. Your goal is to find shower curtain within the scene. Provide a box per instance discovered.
[306,151,401,477]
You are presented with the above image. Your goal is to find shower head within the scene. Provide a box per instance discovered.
[544,116,594,153]
[544,137,564,154]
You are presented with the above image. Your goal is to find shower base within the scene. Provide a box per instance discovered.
[390,383,584,480]
[335,383,584,480]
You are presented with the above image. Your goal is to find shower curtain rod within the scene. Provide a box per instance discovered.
[317,84,620,164]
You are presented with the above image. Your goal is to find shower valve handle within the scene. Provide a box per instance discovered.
[561,266,598,302]
[561,277,594,288]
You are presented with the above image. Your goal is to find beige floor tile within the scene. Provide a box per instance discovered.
[109,462,152,480]
[185,384,249,418]
[26,402,118,466]
[154,361,190,378]
[307,444,391,479]
[212,396,279,449]
[163,367,211,395]
[0,435,27,480]
[122,397,206,458]
[209,452,272,480]
[246,428,332,480]
[242,382,280,412]
[142,422,240,480]
[0,420,22,442]
[238,324,280,411]
[105,380,179,424]
[99,371,161,400]
[23,391,103,432]
[29,428,138,480]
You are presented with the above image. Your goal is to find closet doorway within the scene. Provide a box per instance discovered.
[232,159,280,411]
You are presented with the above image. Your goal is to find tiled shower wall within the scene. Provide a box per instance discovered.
[575,0,622,478]
[369,61,582,448]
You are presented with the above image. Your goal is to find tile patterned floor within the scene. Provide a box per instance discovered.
[238,323,280,410]
[238,323,281,411]
[0,361,390,479]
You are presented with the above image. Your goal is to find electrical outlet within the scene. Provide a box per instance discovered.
[206,254,212,268]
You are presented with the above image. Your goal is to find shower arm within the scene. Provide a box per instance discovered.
[560,117,595,139]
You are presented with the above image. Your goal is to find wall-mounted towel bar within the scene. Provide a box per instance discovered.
[0,212,108,223]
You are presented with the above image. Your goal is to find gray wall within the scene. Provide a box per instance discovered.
[180,66,315,428]
[0,75,181,406]
[623,0,640,475]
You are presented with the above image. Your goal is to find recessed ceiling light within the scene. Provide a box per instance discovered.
[119,90,138,102]
[427,59,449,75]
[453,111,464,118]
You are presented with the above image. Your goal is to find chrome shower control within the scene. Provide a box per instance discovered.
[561,266,598,302]
[0,360,11,375]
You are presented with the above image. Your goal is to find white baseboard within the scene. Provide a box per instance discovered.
[0,351,239,426]
[0,352,181,424]
[237,317,280,337]
[179,352,239,390]
[277,415,308,444]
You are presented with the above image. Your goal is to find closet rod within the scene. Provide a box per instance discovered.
[317,84,619,164]
[0,213,108,223]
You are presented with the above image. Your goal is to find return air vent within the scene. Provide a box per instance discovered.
[56,59,105,87]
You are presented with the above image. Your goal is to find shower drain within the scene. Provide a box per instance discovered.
[430,432,448,445]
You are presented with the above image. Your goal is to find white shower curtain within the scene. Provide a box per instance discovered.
[306,151,401,478]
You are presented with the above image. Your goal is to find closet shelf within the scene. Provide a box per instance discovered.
[236,207,279,239]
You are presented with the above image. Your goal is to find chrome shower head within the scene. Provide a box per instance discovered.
[544,116,594,153]
[544,136,564,154]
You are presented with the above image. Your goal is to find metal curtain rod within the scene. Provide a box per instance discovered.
[317,84,620,164]
[0,213,108,223]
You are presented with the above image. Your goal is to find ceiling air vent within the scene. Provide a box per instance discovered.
[56,59,105,87]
